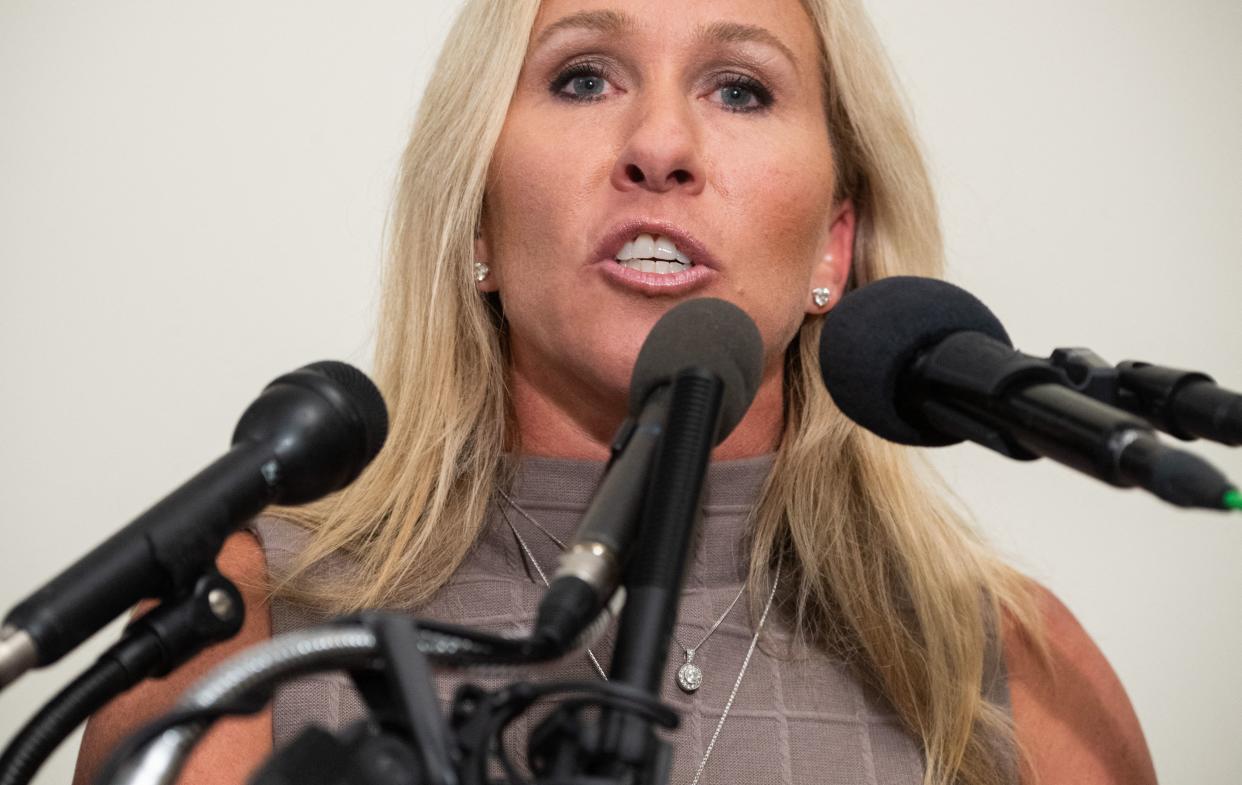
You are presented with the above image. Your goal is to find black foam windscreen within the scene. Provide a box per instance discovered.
[630,298,764,444]
[819,276,1012,446]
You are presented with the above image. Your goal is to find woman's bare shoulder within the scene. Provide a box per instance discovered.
[1003,582,1157,785]
[73,530,274,785]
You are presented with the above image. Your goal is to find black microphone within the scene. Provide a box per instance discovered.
[1114,361,1242,446]
[529,301,762,782]
[605,300,762,693]
[819,277,1237,511]
[533,299,763,652]
[0,361,389,689]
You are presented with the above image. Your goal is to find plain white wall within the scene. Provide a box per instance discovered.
[1,2,1238,783]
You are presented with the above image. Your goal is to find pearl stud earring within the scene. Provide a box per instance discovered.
[812,287,831,308]
[473,261,490,283]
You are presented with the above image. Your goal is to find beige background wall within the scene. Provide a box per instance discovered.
[1,2,1239,783]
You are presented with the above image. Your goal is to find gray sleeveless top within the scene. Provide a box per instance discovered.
[250,456,1013,785]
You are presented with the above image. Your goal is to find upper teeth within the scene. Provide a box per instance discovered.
[615,233,693,274]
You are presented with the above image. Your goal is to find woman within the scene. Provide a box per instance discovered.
[74,1,1156,783]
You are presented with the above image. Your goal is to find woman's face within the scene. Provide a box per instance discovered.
[480,0,855,455]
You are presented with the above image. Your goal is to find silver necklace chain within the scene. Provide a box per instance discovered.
[496,488,746,691]
[495,490,781,785]
[693,560,780,785]
[497,497,609,680]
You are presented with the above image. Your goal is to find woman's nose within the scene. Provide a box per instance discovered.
[609,88,706,196]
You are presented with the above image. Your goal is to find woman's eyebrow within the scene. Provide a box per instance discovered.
[696,21,800,74]
[533,11,799,75]
[533,9,633,50]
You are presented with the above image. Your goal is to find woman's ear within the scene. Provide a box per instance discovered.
[473,231,498,293]
[806,199,856,314]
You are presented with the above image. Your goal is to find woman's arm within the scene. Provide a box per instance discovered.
[72,531,273,785]
[1005,585,1157,785]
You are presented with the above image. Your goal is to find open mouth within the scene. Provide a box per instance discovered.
[614,232,694,275]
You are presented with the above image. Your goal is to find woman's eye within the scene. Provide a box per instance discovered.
[550,65,614,102]
[567,74,607,98]
[719,85,758,110]
[711,77,774,113]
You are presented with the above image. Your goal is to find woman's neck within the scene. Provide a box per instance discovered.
[510,361,785,461]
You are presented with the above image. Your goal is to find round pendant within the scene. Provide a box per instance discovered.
[677,661,703,693]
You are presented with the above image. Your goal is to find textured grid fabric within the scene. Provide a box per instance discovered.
[250,455,1013,785]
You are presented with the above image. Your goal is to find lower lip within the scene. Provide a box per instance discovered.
[595,259,716,295]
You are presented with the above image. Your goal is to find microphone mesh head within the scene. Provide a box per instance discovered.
[630,298,764,445]
[819,276,1011,446]
[303,361,390,463]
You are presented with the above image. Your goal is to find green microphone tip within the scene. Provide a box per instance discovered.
[1226,489,1242,512]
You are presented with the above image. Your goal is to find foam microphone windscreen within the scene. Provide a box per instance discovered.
[630,298,764,444]
[819,276,1012,446]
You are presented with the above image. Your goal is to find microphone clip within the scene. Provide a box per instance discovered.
[1050,348,1241,445]
[910,331,1069,458]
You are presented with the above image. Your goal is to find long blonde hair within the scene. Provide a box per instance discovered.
[278,2,1040,784]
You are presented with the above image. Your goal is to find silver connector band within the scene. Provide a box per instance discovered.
[0,625,38,691]
[552,542,618,594]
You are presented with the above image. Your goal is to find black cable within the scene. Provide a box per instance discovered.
[0,657,136,785]
[476,681,677,785]
[491,700,527,785]
[333,613,564,668]
[413,618,559,665]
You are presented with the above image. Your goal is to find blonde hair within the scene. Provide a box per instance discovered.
[277,2,1041,784]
